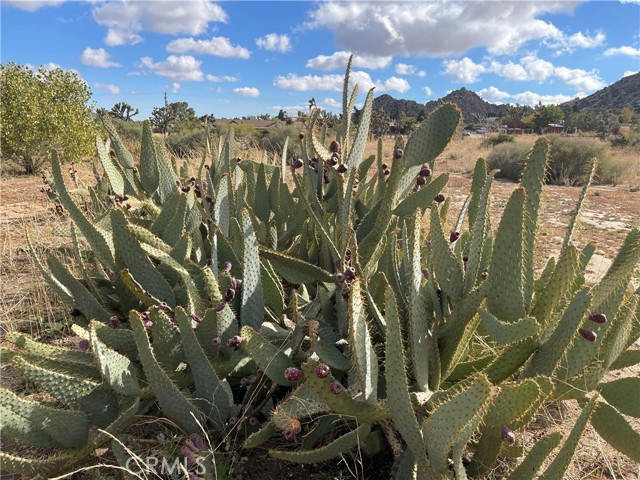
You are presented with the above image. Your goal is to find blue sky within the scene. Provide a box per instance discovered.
[2,1,639,119]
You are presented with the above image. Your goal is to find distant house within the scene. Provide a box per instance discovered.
[502,120,533,134]
[543,123,565,134]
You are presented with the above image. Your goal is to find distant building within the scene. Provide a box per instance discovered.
[543,123,565,134]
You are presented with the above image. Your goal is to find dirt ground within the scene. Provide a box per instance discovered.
[1,155,639,479]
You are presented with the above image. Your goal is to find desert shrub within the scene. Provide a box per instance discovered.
[548,136,609,186]
[258,124,304,160]
[486,142,531,181]
[165,128,209,158]
[110,118,143,145]
[485,133,514,147]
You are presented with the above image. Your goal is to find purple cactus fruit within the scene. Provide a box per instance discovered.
[335,273,345,284]
[382,163,388,169]
[140,310,150,320]
[240,376,254,387]
[341,284,350,300]
[315,363,331,379]
[227,335,242,349]
[70,308,82,317]
[293,158,304,169]
[224,288,236,302]
[501,425,516,445]
[204,164,210,170]
[159,301,169,310]
[214,301,226,312]
[109,316,120,329]
[78,339,90,352]
[384,169,390,176]
[481,269,489,280]
[228,416,238,425]
[422,268,429,278]
[579,328,598,342]
[463,256,469,263]
[329,155,339,166]
[248,416,259,426]
[222,261,231,274]
[329,140,341,153]
[181,185,191,193]
[589,313,607,324]
[284,367,304,382]
[416,176,427,187]
[394,148,404,159]
[344,266,356,279]
[330,381,344,394]
[336,164,348,174]
[212,336,222,346]
[434,194,446,203]
[180,445,197,466]
[419,164,432,177]
[189,313,203,323]
[345,248,352,259]
[283,430,296,441]
[450,231,461,243]
[144,320,153,329]
[298,132,305,140]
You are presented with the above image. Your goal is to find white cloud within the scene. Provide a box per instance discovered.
[604,45,640,57]
[306,51,392,70]
[139,55,203,81]
[167,37,251,59]
[306,2,576,57]
[274,73,344,91]
[623,70,639,77]
[274,71,409,93]
[477,86,511,103]
[104,29,142,47]
[94,82,120,95]
[553,66,605,91]
[4,0,65,12]
[443,57,487,83]
[443,55,603,93]
[206,74,238,82]
[511,91,582,105]
[490,55,554,81]
[424,86,433,96]
[79,47,120,68]
[324,97,341,108]
[545,31,606,54]
[172,82,180,93]
[255,33,292,53]
[233,87,260,97]
[383,76,410,93]
[395,63,427,77]
[92,0,227,46]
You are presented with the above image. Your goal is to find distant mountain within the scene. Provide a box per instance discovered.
[373,74,640,123]
[374,87,507,124]
[561,73,640,113]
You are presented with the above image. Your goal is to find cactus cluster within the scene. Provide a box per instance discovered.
[2,56,639,479]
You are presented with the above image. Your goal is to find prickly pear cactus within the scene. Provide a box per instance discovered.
[2,56,638,479]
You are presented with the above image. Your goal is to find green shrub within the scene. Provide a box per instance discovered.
[486,142,531,181]
[165,128,210,158]
[485,133,515,147]
[258,124,304,160]
[547,136,608,186]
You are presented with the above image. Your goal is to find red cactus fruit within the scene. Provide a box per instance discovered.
[315,363,331,378]
[284,367,304,382]
[579,328,597,342]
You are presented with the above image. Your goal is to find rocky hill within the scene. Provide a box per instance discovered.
[374,87,507,123]
[374,73,640,122]
[561,72,640,113]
